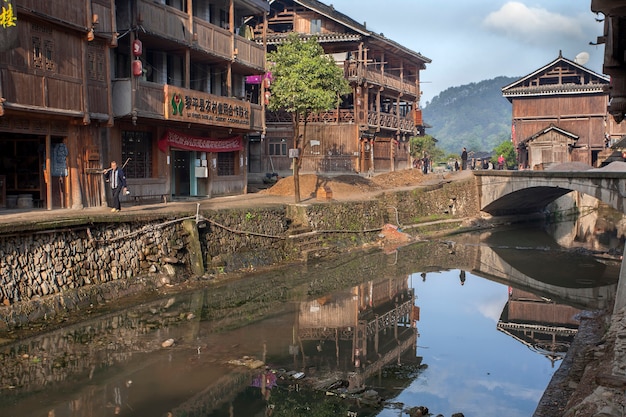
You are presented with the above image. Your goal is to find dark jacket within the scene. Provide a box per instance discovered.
[105,168,127,189]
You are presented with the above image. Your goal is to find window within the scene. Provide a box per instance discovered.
[87,44,105,81]
[310,19,321,34]
[32,24,55,72]
[269,139,287,156]
[121,131,153,178]
[217,151,235,176]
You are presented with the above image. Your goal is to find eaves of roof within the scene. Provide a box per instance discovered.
[501,54,609,92]
[503,84,608,99]
[519,124,579,145]
[241,0,270,13]
[273,0,431,64]
[264,32,362,45]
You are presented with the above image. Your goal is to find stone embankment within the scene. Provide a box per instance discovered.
[544,307,626,417]
[0,176,479,330]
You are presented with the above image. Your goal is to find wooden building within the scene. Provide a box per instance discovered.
[248,0,430,176]
[112,0,268,201]
[502,52,626,169]
[591,0,626,125]
[0,1,117,209]
[0,0,269,211]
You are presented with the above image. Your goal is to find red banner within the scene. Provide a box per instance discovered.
[158,130,243,153]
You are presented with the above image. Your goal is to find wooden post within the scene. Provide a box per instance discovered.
[45,135,52,210]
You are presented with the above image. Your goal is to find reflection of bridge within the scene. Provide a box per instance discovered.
[474,170,626,216]
[474,170,626,313]
[462,234,618,311]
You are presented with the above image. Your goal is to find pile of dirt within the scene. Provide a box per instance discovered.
[260,169,429,199]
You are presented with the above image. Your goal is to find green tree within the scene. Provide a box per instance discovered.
[410,134,445,165]
[491,140,516,169]
[267,34,351,202]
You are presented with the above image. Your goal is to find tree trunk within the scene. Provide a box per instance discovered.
[292,113,301,203]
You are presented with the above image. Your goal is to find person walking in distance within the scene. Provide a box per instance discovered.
[104,161,127,212]
[497,154,505,170]
[461,147,468,171]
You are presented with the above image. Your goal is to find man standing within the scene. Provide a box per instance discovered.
[104,161,127,212]
[461,147,468,171]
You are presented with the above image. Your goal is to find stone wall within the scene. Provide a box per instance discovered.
[0,178,478,329]
[0,221,194,327]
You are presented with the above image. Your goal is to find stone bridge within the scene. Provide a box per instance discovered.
[474,169,626,313]
[474,170,626,216]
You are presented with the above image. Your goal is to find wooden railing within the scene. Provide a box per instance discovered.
[136,82,166,118]
[193,18,232,59]
[138,0,190,42]
[17,1,86,27]
[345,62,419,97]
[368,110,415,132]
[234,36,265,70]
[1,68,83,113]
[138,0,264,71]
[266,108,415,133]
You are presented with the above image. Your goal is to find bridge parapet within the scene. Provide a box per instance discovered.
[473,170,626,216]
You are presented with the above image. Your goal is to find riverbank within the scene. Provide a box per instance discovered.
[0,169,479,330]
[541,306,626,417]
[0,168,621,417]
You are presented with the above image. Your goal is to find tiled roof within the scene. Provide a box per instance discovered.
[265,32,362,45]
[268,0,431,64]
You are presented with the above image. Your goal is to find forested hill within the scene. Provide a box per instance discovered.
[421,76,518,155]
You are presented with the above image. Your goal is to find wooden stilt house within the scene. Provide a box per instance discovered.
[249,0,431,176]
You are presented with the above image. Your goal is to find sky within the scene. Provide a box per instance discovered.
[325,1,605,104]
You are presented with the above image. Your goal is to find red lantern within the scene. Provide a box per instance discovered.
[132,59,143,77]
[264,91,271,105]
[132,39,142,57]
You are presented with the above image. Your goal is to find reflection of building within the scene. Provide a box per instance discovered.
[498,287,580,367]
[296,276,419,388]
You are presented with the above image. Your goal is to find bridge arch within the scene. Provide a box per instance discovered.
[474,170,626,216]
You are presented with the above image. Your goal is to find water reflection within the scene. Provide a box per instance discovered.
[498,288,579,366]
[0,219,621,417]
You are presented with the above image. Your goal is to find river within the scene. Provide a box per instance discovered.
[0,214,623,417]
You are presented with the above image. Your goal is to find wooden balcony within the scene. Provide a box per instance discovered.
[367,111,416,133]
[1,68,84,116]
[193,18,232,60]
[138,0,191,43]
[17,1,86,28]
[265,108,415,134]
[138,0,265,71]
[234,36,265,71]
[345,63,419,97]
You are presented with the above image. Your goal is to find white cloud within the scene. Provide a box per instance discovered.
[483,2,587,45]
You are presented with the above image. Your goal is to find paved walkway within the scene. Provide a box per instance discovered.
[0,170,473,230]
